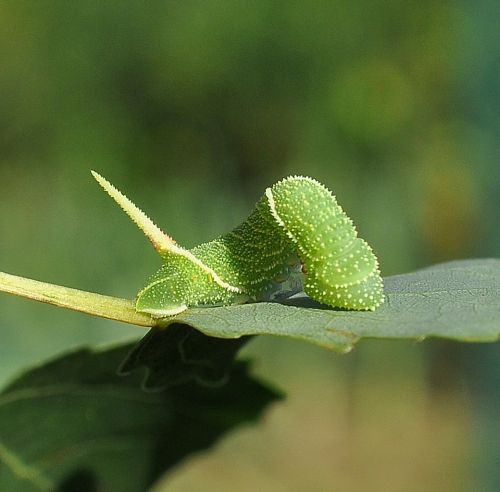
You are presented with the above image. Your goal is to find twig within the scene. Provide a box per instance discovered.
[0,271,155,327]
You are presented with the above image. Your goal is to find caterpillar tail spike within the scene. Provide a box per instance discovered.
[93,172,384,317]
[91,170,176,254]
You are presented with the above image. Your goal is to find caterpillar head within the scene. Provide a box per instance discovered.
[135,254,243,316]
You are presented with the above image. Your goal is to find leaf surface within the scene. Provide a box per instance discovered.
[0,342,278,491]
[166,259,500,352]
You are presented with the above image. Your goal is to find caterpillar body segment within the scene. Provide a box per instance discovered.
[267,177,383,310]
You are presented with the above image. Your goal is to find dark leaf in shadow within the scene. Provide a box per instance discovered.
[119,323,252,390]
[0,340,280,492]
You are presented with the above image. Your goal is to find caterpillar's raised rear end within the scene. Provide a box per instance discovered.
[266,177,384,310]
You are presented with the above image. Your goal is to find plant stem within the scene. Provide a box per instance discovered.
[0,271,155,327]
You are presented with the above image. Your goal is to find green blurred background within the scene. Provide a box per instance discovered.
[0,1,499,491]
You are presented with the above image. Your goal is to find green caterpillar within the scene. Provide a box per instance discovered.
[92,172,384,316]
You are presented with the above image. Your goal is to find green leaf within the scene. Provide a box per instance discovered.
[164,259,500,352]
[118,323,252,390]
[0,342,279,492]
[1,259,499,354]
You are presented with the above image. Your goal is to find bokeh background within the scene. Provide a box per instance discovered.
[1,1,499,491]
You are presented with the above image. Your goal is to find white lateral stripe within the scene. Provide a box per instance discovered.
[265,187,298,244]
[137,264,241,297]
[265,188,284,227]
[174,252,242,292]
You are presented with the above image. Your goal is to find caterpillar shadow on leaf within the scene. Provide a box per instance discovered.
[92,172,384,317]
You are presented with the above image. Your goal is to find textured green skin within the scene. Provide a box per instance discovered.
[136,177,384,316]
